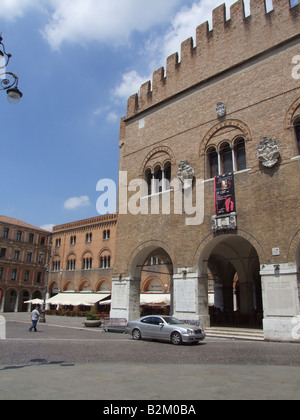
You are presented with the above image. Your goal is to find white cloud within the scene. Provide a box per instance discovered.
[92,105,119,124]
[113,70,150,101]
[64,195,91,210]
[40,223,55,232]
[0,0,41,20]
[106,111,119,123]
[41,0,184,50]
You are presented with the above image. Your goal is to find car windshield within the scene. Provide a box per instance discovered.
[161,316,183,325]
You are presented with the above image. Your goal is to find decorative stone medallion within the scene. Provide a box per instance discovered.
[216,102,226,118]
[178,161,195,189]
[257,136,281,168]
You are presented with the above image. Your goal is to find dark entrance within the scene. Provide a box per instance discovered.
[206,236,263,328]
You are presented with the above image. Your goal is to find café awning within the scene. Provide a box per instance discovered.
[140,294,170,306]
[99,294,171,306]
[47,293,111,307]
[24,298,44,305]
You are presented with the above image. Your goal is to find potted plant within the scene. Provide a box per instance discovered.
[83,310,102,328]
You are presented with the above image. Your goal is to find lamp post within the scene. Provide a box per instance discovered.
[0,35,22,104]
[40,241,53,324]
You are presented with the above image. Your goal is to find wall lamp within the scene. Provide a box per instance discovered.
[0,35,23,104]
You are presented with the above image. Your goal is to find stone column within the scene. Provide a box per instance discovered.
[110,276,141,321]
[261,263,300,342]
[173,267,210,328]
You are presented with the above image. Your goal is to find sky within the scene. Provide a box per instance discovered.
[0,0,277,230]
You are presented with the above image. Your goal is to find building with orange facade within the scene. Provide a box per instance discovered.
[47,214,118,312]
[0,216,51,312]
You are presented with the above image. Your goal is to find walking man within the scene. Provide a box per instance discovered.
[29,305,40,332]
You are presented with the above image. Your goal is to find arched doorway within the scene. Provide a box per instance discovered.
[4,289,17,312]
[128,244,173,320]
[200,235,263,329]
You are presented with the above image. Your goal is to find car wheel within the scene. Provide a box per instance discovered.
[171,331,182,345]
[132,328,142,340]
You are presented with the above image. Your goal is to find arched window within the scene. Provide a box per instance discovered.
[144,162,172,196]
[203,121,250,179]
[220,142,233,174]
[294,119,300,155]
[83,256,92,270]
[207,139,247,178]
[207,146,219,178]
[234,138,246,171]
[52,259,61,271]
[100,256,111,269]
[100,251,111,269]
[164,162,171,181]
[67,257,76,271]
[154,165,163,193]
[145,169,152,196]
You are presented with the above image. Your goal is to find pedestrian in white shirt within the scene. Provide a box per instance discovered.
[29,306,40,332]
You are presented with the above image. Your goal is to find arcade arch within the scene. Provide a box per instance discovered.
[128,244,173,319]
[198,235,263,328]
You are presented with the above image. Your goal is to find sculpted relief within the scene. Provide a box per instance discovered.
[257,137,281,168]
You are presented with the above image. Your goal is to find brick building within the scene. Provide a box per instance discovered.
[47,214,118,310]
[111,0,300,341]
[0,216,51,313]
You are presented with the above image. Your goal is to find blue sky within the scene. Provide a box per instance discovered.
[0,0,276,230]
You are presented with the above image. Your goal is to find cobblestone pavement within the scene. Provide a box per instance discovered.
[1,313,300,401]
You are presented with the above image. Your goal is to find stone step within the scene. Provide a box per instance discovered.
[205,327,265,341]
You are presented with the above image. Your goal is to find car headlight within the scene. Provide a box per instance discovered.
[187,328,195,335]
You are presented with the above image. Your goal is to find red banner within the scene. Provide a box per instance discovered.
[214,173,236,216]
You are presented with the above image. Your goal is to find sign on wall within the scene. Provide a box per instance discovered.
[214,173,236,216]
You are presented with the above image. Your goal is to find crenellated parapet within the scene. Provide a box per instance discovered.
[126,0,300,119]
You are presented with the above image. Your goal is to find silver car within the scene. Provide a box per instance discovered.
[126,315,205,345]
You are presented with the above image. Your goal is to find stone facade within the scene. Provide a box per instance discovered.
[0,216,51,312]
[111,0,300,342]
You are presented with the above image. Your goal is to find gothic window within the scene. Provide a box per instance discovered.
[100,255,111,269]
[53,260,61,271]
[68,258,76,271]
[83,257,92,270]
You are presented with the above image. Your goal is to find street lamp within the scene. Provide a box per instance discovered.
[40,241,53,324]
[0,35,22,104]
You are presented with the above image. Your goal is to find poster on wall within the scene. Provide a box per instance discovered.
[214,173,236,216]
